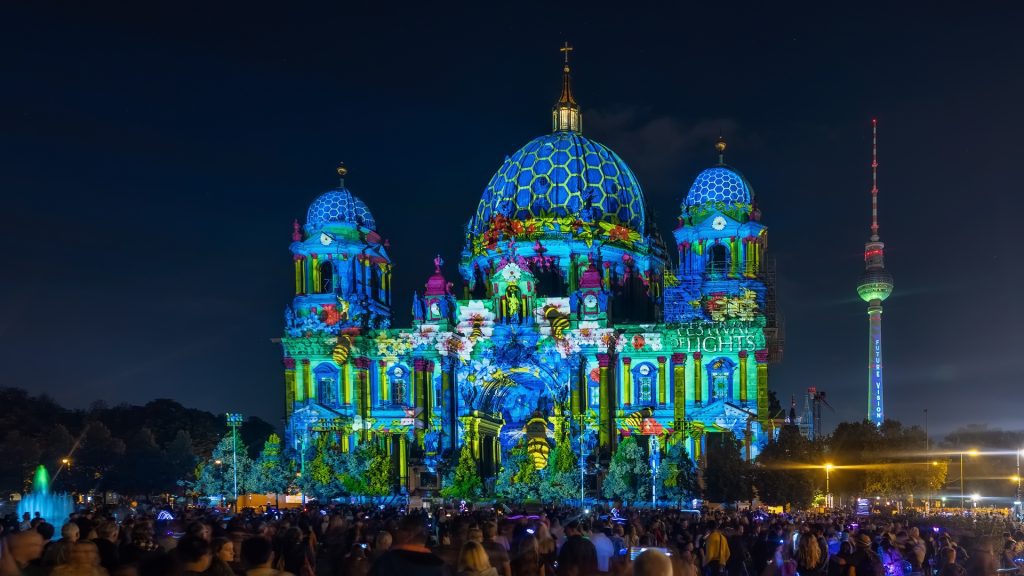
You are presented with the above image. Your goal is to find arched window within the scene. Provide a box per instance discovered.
[706,357,736,403]
[319,261,334,293]
[707,244,728,277]
[313,363,340,408]
[389,364,409,406]
[632,362,657,405]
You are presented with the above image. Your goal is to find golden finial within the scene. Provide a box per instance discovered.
[336,162,347,187]
[715,135,727,164]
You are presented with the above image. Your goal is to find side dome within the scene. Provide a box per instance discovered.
[469,132,646,235]
[305,187,376,231]
[683,166,753,208]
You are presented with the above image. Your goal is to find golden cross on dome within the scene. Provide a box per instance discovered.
[560,41,573,65]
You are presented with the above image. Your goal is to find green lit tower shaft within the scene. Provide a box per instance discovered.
[857,120,893,426]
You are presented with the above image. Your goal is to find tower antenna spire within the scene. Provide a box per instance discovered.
[870,118,879,241]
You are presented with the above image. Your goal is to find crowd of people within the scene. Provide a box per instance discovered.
[0,504,1021,576]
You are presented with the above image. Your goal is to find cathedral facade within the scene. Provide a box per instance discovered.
[278,57,781,496]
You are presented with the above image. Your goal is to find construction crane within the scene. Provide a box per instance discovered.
[802,387,835,441]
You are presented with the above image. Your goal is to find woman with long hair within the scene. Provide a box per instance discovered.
[459,540,499,576]
[510,535,544,576]
[795,532,822,576]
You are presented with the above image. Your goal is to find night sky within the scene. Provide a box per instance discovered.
[4,1,1022,436]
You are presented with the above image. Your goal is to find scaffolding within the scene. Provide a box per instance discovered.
[764,258,785,364]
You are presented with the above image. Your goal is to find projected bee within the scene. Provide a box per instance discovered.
[332,334,353,365]
[543,304,570,340]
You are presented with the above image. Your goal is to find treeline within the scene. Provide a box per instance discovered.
[0,388,275,496]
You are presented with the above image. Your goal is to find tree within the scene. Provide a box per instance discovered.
[703,431,752,503]
[250,434,289,495]
[66,422,125,493]
[111,428,165,494]
[865,421,947,499]
[661,439,699,506]
[753,425,818,508]
[195,432,254,500]
[603,436,651,504]
[442,443,483,500]
[495,440,540,501]
[340,442,392,497]
[0,431,42,492]
[541,432,580,502]
[164,430,197,490]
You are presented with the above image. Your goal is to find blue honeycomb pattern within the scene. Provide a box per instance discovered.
[683,167,752,207]
[470,132,646,234]
[306,188,376,230]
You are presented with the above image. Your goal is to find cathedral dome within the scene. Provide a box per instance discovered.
[305,187,376,231]
[683,166,753,208]
[469,131,646,235]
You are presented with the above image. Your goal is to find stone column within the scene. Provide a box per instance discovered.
[755,349,769,418]
[672,353,686,425]
[622,357,632,407]
[692,352,703,405]
[738,350,749,404]
[341,362,351,406]
[657,356,667,406]
[354,357,371,441]
[283,358,297,415]
[301,359,312,401]
[310,254,320,292]
[597,353,613,451]
[378,360,389,404]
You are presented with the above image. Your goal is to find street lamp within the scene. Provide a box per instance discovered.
[1016,449,1023,517]
[961,449,978,512]
[226,413,244,507]
[824,463,834,508]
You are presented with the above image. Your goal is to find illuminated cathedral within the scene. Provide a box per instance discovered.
[278,51,782,496]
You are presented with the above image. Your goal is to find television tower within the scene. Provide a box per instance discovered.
[856,119,894,426]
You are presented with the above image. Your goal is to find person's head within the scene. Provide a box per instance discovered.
[481,521,497,540]
[212,537,234,563]
[374,530,392,551]
[459,540,492,572]
[177,535,212,571]
[132,523,153,544]
[557,535,598,576]
[69,540,101,567]
[942,548,957,563]
[395,516,427,546]
[634,548,673,576]
[35,521,55,542]
[61,521,80,543]
[564,520,581,538]
[241,536,274,569]
[22,512,30,522]
[186,521,212,542]
[7,530,44,566]
[467,526,483,543]
[96,521,119,542]
[513,534,539,560]
[283,526,302,546]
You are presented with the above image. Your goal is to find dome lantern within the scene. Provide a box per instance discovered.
[552,42,581,134]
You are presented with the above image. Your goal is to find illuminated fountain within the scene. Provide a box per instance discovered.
[18,465,73,525]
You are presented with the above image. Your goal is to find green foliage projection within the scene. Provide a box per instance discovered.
[442,443,483,499]
[602,436,651,504]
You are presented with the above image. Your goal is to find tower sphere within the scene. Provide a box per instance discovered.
[857,268,893,302]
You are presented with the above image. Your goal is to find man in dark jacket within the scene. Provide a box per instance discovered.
[370,516,452,576]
